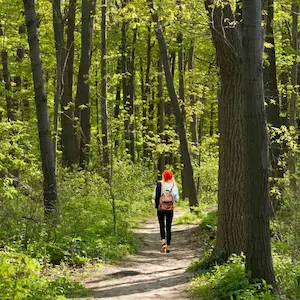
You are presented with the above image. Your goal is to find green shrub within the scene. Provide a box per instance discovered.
[189,254,277,300]
[0,250,87,299]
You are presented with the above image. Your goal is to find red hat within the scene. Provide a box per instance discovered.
[163,170,173,181]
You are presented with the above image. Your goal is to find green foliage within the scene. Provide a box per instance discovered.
[194,135,219,205]
[175,206,217,229]
[189,254,278,300]
[175,212,199,224]
[0,250,87,299]
[16,162,153,265]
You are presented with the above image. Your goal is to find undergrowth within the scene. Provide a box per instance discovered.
[188,188,300,300]
[0,250,87,299]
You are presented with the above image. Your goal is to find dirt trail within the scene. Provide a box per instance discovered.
[76,212,201,300]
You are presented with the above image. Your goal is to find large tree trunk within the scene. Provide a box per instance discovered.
[101,0,109,179]
[149,0,198,207]
[288,2,299,191]
[61,0,77,168]
[75,0,96,169]
[205,0,245,256]
[23,0,58,216]
[242,0,276,286]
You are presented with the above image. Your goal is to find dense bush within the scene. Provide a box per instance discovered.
[189,254,292,300]
[0,160,154,265]
[0,250,87,299]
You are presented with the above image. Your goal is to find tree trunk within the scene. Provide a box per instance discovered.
[149,0,198,207]
[242,0,276,286]
[75,0,96,169]
[52,0,65,168]
[209,102,215,136]
[121,0,130,158]
[114,58,121,150]
[1,50,16,121]
[188,38,197,147]
[142,25,152,159]
[205,0,245,256]
[127,27,138,162]
[176,4,188,199]
[14,45,24,119]
[61,0,77,168]
[264,0,280,128]
[23,0,58,216]
[101,0,109,179]
[263,0,283,211]
[288,2,299,191]
[157,57,165,174]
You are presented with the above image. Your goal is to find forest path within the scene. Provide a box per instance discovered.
[75,211,202,300]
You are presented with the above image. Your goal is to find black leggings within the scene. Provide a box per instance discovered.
[157,210,174,245]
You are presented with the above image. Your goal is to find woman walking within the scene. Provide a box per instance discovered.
[152,170,179,253]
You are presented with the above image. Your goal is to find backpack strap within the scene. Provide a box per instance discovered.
[155,181,162,209]
[169,184,174,193]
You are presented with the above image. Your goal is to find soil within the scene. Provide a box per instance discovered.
[74,211,203,300]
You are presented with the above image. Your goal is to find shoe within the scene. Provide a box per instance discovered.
[166,245,170,253]
[160,243,167,253]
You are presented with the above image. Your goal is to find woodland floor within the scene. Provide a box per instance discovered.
[73,211,204,300]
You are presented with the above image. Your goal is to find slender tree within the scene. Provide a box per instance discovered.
[101,0,109,179]
[75,0,96,169]
[149,0,198,207]
[1,50,15,121]
[263,0,283,211]
[188,38,197,148]
[288,2,299,191]
[61,0,77,167]
[23,0,58,216]
[52,0,65,167]
[242,0,276,285]
[127,27,138,162]
[157,56,165,174]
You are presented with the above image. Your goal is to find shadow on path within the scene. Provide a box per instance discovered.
[74,212,201,300]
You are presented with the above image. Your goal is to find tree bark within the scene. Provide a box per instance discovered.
[242,0,276,286]
[52,0,65,168]
[75,0,96,169]
[205,0,245,256]
[149,0,198,207]
[61,0,77,168]
[23,0,58,216]
[101,0,109,179]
